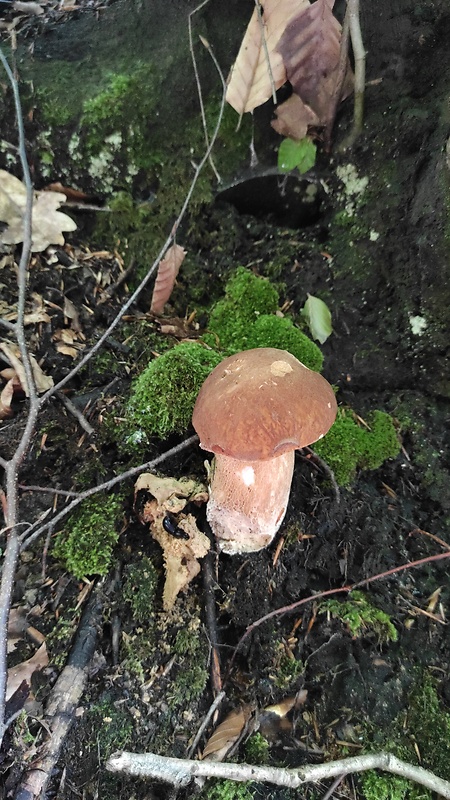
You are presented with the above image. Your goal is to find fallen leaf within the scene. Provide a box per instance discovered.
[226,0,310,115]
[0,169,77,252]
[150,244,187,314]
[0,342,54,394]
[201,705,255,761]
[134,474,209,610]
[271,93,319,140]
[12,1,44,14]
[301,293,333,343]
[0,373,22,419]
[6,642,48,701]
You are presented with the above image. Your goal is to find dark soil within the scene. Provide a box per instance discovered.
[1,1,450,799]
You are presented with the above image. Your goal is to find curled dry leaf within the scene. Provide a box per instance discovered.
[226,0,310,115]
[150,244,187,314]
[271,93,319,140]
[201,705,256,761]
[0,169,77,252]
[0,372,23,419]
[6,642,48,702]
[0,342,54,395]
[134,474,209,610]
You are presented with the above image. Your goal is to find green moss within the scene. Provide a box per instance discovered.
[207,267,279,351]
[54,495,122,578]
[314,409,400,485]
[168,622,209,710]
[360,673,450,800]
[200,780,254,800]
[126,342,222,442]
[86,696,134,759]
[318,590,398,643]
[244,733,270,765]
[247,315,323,371]
[122,557,158,624]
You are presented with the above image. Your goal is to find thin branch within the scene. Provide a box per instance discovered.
[255,0,277,105]
[56,390,95,436]
[106,750,450,799]
[19,434,199,551]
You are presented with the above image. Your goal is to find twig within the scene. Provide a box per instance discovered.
[187,690,225,759]
[19,434,199,551]
[13,582,104,800]
[348,0,365,140]
[255,0,277,105]
[56,390,95,436]
[304,447,340,505]
[106,750,450,798]
[202,527,222,697]
[324,0,351,149]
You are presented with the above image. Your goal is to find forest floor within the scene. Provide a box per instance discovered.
[1,2,450,800]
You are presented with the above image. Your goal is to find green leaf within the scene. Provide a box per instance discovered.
[301,294,333,344]
[278,137,317,174]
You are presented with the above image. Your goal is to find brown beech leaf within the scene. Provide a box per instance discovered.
[0,376,17,419]
[150,244,187,314]
[201,705,255,761]
[277,0,352,122]
[6,642,48,701]
[226,0,310,115]
[271,93,319,140]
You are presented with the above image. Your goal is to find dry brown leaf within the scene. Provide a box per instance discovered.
[226,0,310,115]
[271,93,319,140]
[63,296,82,332]
[0,373,22,419]
[277,0,353,122]
[6,642,48,701]
[201,705,255,761]
[0,169,77,252]
[134,474,209,610]
[0,342,54,394]
[150,244,187,314]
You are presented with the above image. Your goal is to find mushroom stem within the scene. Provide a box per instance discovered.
[207,451,295,554]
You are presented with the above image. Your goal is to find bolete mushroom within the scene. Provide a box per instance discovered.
[192,348,337,555]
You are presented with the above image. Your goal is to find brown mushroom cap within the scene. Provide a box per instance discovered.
[192,348,337,461]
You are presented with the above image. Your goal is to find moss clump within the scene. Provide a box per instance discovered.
[318,590,398,643]
[247,315,323,371]
[54,495,122,578]
[167,622,209,710]
[207,267,279,351]
[122,557,158,624]
[126,342,222,441]
[314,409,400,485]
[244,733,270,764]
[200,781,254,800]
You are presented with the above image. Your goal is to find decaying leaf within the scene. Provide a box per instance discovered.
[0,371,22,419]
[150,244,187,314]
[259,690,308,739]
[0,169,77,252]
[134,474,209,610]
[226,0,309,115]
[0,342,54,394]
[6,642,48,701]
[201,705,255,761]
[301,293,333,344]
[52,328,85,359]
[271,93,319,141]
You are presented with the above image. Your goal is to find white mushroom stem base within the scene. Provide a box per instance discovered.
[207,451,295,555]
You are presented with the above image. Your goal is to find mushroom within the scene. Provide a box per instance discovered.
[192,348,337,555]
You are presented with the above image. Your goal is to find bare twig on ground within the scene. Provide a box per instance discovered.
[187,690,225,759]
[13,582,103,800]
[201,526,222,698]
[56,390,95,436]
[106,749,450,799]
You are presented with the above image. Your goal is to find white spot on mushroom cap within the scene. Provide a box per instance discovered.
[270,360,293,377]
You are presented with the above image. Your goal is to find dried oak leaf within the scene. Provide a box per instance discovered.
[134,474,209,610]
[226,0,310,115]
[0,169,77,252]
[150,244,187,314]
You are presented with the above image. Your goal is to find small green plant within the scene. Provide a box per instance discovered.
[54,495,122,578]
[200,780,254,800]
[318,590,397,643]
[278,137,317,174]
[245,732,270,764]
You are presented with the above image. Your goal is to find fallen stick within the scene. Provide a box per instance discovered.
[106,750,450,799]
